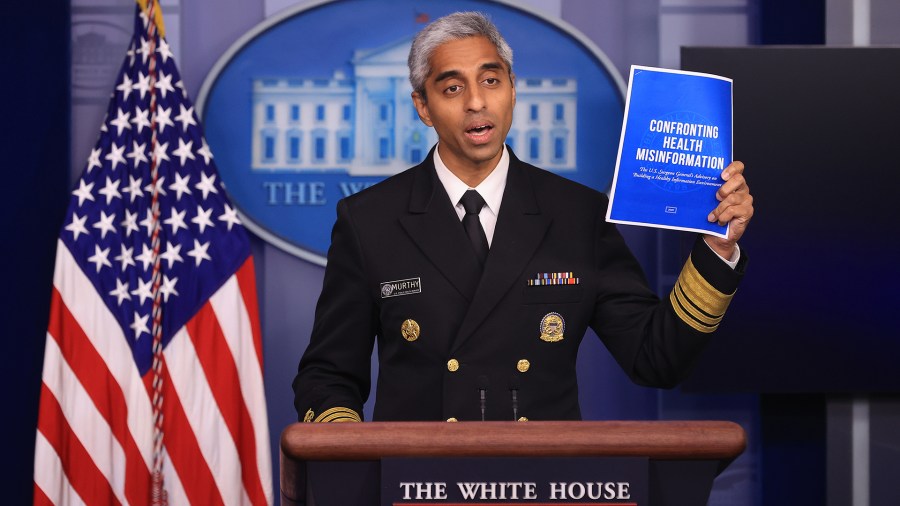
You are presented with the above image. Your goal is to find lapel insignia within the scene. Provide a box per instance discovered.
[380,277,422,298]
[540,312,565,342]
[527,272,580,286]
[401,319,420,342]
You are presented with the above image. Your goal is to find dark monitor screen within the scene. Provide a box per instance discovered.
[678,47,900,393]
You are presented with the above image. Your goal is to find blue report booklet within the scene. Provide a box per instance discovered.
[606,65,732,238]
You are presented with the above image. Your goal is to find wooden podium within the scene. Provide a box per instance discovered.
[281,421,746,506]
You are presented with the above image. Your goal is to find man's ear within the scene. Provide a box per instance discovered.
[510,72,516,104]
[412,91,433,127]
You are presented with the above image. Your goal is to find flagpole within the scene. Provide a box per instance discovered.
[137,0,167,38]
[137,0,168,504]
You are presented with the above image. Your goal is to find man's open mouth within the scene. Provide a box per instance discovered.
[467,124,493,134]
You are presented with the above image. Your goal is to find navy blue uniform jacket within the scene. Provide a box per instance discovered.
[293,148,744,422]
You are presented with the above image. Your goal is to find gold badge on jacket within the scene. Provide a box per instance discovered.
[401,319,420,341]
[539,312,565,342]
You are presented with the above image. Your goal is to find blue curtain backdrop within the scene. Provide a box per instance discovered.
[0,1,70,503]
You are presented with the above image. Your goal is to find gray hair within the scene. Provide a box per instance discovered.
[408,11,514,98]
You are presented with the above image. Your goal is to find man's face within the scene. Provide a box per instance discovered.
[412,36,515,174]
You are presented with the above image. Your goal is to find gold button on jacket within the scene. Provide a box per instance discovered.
[516,359,530,373]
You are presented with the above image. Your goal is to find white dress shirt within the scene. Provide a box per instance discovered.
[433,145,509,247]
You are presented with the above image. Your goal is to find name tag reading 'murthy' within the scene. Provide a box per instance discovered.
[381,277,422,298]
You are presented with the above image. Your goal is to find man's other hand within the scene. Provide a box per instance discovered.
[704,160,754,259]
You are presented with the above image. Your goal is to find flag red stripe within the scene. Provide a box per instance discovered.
[48,288,152,504]
[153,357,227,506]
[235,257,264,369]
[186,302,268,505]
[38,384,121,506]
[32,482,53,506]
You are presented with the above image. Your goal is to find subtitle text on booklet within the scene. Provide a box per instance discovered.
[606,65,733,239]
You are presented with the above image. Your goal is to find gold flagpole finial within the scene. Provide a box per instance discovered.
[135,0,167,38]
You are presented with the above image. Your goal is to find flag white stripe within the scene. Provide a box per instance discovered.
[162,447,189,506]
[209,276,273,500]
[34,431,87,506]
[165,326,252,506]
[53,241,154,469]
[40,336,127,505]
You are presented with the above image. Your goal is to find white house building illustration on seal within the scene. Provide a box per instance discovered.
[251,37,577,175]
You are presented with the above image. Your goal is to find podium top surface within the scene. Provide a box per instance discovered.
[281,420,746,461]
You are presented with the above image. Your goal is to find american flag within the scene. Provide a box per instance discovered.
[34,2,272,504]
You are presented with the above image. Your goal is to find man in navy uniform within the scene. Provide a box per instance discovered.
[293,11,753,423]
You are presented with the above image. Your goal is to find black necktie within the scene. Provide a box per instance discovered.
[460,190,489,266]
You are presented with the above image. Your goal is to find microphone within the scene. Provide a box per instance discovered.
[508,376,520,421]
[477,375,489,421]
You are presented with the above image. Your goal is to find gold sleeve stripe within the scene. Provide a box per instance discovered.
[669,255,735,333]
[673,283,724,326]
[670,289,719,333]
[313,407,362,423]
[680,256,735,314]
